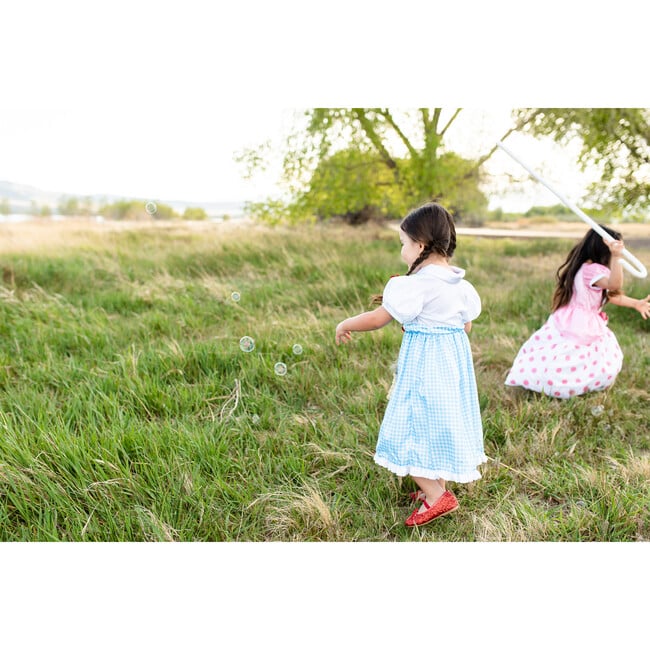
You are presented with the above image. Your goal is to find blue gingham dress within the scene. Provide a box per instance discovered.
[375,265,486,483]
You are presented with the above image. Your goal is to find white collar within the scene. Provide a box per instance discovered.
[416,264,466,283]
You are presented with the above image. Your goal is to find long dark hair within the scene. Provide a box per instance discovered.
[401,202,456,275]
[551,225,622,312]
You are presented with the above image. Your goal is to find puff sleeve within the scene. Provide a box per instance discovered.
[460,281,482,323]
[582,263,610,290]
[382,276,424,324]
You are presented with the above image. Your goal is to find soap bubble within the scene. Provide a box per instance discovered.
[274,362,287,376]
[292,343,303,355]
[251,414,260,424]
[239,336,255,352]
[231,291,241,302]
[145,201,157,215]
[591,405,604,416]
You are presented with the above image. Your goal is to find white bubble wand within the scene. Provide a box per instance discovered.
[495,140,648,279]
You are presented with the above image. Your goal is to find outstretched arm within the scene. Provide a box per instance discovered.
[607,292,650,319]
[335,306,394,345]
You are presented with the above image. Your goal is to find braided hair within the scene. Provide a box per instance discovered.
[401,202,456,275]
[551,225,622,312]
[371,202,456,305]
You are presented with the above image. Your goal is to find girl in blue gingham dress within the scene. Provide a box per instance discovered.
[335,203,486,527]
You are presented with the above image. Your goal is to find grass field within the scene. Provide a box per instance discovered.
[0,218,648,541]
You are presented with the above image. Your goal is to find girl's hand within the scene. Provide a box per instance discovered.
[635,294,650,320]
[606,239,625,258]
[335,323,352,345]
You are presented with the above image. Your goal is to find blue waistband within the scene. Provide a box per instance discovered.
[402,323,464,334]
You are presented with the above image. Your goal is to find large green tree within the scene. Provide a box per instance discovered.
[239,108,650,224]
[239,108,529,224]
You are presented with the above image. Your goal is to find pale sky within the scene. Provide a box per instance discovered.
[1,1,644,211]
[0,104,602,213]
[0,105,294,203]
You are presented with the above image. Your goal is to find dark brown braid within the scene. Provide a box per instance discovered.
[370,202,456,305]
[406,242,434,275]
[402,202,455,269]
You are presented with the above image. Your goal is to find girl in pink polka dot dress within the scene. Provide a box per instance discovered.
[505,226,650,399]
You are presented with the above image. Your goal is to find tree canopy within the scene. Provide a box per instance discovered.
[515,108,650,218]
[238,108,650,224]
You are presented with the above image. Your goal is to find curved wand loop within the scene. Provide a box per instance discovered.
[495,140,648,279]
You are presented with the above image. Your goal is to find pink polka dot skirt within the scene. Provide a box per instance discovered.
[505,318,623,399]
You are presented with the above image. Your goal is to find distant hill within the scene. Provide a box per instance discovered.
[0,180,246,219]
[0,180,61,204]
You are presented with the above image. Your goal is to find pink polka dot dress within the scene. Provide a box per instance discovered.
[505,262,623,399]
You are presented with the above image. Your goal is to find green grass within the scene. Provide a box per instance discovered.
[0,222,648,541]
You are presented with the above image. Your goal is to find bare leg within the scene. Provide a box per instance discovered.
[413,476,446,514]
[412,479,447,502]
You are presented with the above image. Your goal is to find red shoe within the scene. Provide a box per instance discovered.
[405,490,459,527]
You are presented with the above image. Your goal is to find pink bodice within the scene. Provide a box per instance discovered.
[551,263,610,344]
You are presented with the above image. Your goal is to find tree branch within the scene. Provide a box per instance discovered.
[378,109,419,158]
[439,109,462,139]
[352,108,400,180]
[431,108,442,132]
[470,113,537,172]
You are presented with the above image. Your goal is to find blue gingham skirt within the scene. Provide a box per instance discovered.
[374,324,486,482]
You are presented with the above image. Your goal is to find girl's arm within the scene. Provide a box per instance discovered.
[594,239,625,292]
[335,306,393,345]
[464,321,472,333]
[607,292,650,319]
